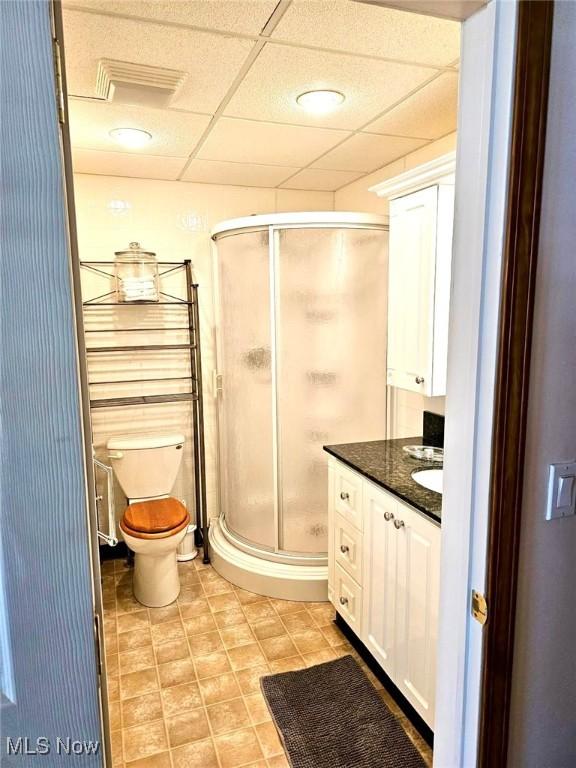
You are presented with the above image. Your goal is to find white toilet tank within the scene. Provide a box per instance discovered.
[107,433,185,500]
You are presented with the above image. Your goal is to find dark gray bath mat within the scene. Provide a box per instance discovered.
[260,654,426,768]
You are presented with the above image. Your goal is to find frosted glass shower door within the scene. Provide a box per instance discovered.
[276,227,388,555]
[216,231,276,550]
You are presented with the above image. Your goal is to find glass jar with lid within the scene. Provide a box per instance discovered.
[114,242,160,303]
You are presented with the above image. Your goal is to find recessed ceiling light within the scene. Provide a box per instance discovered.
[109,127,152,149]
[296,90,345,114]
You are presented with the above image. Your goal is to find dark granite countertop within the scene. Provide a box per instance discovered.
[323,437,442,524]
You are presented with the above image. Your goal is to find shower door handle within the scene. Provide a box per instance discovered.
[213,371,223,398]
[94,457,118,547]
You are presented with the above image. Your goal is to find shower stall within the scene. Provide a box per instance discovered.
[210,213,388,600]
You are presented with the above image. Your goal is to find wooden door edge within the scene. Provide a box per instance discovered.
[50,1,113,766]
[478,2,555,766]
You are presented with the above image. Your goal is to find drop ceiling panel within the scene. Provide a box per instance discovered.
[72,149,187,180]
[365,71,458,138]
[271,0,460,66]
[197,117,350,167]
[62,0,278,35]
[69,100,211,156]
[62,9,254,113]
[182,160,299,187]
[64,2,460,186]
[224,43,437,130]
[312,132,428,172]
[279,168,364,191]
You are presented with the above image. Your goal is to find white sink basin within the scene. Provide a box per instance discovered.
[412,468,443,494]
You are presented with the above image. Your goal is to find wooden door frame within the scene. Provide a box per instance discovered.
[51,1,112,765]
[478,1,555,765]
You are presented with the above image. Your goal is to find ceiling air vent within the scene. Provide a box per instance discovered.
[96,59,187,108]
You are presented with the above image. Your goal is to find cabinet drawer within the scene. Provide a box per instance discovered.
[334,514,363,585]
[333,564,362,634]
[333,462,363,531]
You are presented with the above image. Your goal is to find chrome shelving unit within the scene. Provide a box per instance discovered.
[81,259,209,562]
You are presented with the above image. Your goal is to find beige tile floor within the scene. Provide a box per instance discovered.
[101,556,433,768]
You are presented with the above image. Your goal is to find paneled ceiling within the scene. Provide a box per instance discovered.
[63,0,460,191]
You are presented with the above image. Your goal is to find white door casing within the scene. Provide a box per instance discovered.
[434,1,519,765]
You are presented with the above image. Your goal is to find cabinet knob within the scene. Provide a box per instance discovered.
[340,492,350,501]
[415,376,425,384]
[339,596,348,606]
[340,544,350,554]
[383,511,394,521]
[394,519,405,529]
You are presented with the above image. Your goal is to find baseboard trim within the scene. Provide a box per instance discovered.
[335,613,434,748]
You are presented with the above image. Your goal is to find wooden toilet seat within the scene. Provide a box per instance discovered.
[120,497,190,539]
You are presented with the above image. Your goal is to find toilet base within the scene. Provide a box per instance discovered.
[132,550,181,607]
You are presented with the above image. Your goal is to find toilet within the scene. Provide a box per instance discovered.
[107,432,190,607]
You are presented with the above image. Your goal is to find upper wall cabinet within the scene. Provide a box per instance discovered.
[371,153,455,396]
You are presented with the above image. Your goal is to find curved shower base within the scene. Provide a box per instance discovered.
[209,519,328,602]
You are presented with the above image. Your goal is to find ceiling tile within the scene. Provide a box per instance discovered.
[312,133,428,173]
[72,149,187,180]
[279,168,363,191]
[271,0,460,67]
[196,117,350,167]
[365,72,458,139]
[62,9,254,113]
[224,43,437,130]
[62,1,278,35]
[68,100,210,156]
[182,159,299,187]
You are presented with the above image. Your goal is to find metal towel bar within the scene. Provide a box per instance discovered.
[94,457,118,547]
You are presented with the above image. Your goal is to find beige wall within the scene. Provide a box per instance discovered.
[73,174,333,525]
[334,132,456,437]
[508,3,576,765]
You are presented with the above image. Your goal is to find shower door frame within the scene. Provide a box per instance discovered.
[212,217,388,568]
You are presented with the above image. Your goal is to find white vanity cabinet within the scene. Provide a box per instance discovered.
[371,153,455,397]
[328,456,441,729]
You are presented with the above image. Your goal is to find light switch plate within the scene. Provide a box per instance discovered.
[546,461,576,520]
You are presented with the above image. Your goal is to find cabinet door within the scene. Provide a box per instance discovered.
[361,482,398,678]
[394,502,441,728]
[387,185,438,395]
